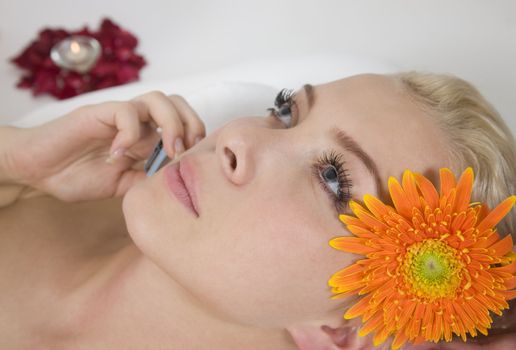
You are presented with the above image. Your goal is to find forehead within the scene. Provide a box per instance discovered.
[308,74,450,193]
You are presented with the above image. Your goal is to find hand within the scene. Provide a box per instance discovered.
[9,91,205,202]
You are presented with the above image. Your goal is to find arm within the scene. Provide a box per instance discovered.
[0,92,205,204]
[0,125,27,208]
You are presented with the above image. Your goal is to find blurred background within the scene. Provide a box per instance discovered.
[0,0,515,133]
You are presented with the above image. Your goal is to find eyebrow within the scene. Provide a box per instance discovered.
[331,128,382,196]
[303,83,315,109]
[300,84,382,196]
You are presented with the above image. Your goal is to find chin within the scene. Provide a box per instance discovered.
[121,174,198,272]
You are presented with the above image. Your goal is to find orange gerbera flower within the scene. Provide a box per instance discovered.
[328,168,516,349]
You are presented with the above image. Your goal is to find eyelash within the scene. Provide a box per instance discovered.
[312,151,353,212]
[267,88,295,128]
[268,89,354,212]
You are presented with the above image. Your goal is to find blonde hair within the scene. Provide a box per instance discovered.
[393,71,516,238]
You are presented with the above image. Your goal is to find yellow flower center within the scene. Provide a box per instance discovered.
[401,239,464,301]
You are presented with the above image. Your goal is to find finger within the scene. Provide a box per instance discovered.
[131,91,185,159]
[168,94,206,148]
[94,102,141,157]
[121,121,161,161]
[88,101,158,163]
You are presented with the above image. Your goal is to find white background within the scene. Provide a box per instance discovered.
[0,0,515,134]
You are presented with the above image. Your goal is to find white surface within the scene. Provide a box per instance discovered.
[6,54,397,131]
[0,0,515,134]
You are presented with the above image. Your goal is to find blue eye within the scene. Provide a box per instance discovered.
[321,166,340,195]
[267,88,295,128]
[270,104,293,128]
[312,151,353,213]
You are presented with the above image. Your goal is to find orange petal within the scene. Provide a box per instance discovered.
[461,301,482,335]
[392,329,409,350]
[475,231,500,248]
[329,237,377,255]
[330,286,363,300]
[402,170,422,211]
[408,303,425,339]
[451,212,466,233]
[358,275,391,295]
[477,196,516,233]
[432,311,443,342]
[397,300,417,330]
[328,267,364,287]
[388,176,413,218]
[414,172,439,210]
[330,279,365,294]
[422,304,435,339]
[412,336,426,345]
[454,167,474,213]
[488,234,514,257]
[467,297,491,326]
[370,280,396,304]
[494,259,516,274]
[504,289,516,300]
[373,326,391,347]
[358,313,384,336]
[461,209,479,231]
[440,168,457,197]
[349,201,389,231]
[363,194,391,220]
[339,214,368,229]
[505,276,516,290]
[331,262,363,276]
[451,302,474,338]
[344,295,373,319]
[346,225,378,238]
[477,203,490,223]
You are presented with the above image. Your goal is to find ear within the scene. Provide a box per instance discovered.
[286,322,356,350]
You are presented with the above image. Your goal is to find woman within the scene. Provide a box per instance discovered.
[0,72,514,349]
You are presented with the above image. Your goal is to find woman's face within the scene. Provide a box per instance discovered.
[123,74,450,327]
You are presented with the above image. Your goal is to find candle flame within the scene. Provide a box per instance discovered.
[70,41,81,54]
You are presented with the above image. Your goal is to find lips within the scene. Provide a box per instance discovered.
[164,159,199,217]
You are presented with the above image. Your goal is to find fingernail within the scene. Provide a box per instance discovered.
[174,137,185,154]
[194,136,203,145]
[105,148,126,164]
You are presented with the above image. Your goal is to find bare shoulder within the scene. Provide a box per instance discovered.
[0,184,59,209]
[0,194,131,261]
[0,194,132,344]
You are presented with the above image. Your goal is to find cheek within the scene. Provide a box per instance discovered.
[188,195,351,326]
[123,173,358,326]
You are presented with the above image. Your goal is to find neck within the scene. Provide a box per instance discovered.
[58,244,297,350]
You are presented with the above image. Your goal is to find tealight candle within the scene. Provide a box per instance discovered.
[50,35,101,73]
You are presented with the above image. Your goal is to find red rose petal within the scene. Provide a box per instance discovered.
[116,65,139,83]
[11,17,146,99]
[33,71,58,96]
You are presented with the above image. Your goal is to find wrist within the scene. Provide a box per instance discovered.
[0,125,23,185]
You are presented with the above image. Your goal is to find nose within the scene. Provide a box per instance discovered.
[215,118,266,185]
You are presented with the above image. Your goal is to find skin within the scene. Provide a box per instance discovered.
[0,74,513,349]
[123,74,451,328]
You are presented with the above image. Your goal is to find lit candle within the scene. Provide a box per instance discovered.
[50,35,101,73]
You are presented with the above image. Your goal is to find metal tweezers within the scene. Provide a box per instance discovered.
[144,139,168,177]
